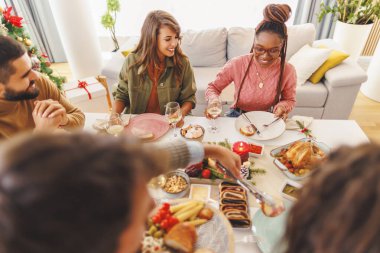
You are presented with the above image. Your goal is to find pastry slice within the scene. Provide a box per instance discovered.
[220,190,247,201]
[164,222,197,253]
[240,125,256,136]
[220,204,248,212]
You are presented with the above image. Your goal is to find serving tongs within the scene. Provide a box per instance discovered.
[217,161,285,217]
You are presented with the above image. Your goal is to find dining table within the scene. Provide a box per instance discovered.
[84,113,370,253]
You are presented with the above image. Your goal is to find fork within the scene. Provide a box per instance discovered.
[263,117,281,127]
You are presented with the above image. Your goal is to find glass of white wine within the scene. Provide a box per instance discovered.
[106,113,124,137]
[206,97,222,133]
[165,102,182,138]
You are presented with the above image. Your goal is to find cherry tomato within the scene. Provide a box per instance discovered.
[162,202,170,211]
[152,215,161,224]
[160,219,170,230]
[201,169,211,179]
[168,216,179,226]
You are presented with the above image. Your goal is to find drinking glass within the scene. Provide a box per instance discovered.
[106,113,124,137]
[206,98,222,133]
[165,102,182,138]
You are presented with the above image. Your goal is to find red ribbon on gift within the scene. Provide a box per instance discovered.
[77,80,92,100]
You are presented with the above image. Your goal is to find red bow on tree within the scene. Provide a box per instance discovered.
[2,7,23,28]
[77,80,92,100]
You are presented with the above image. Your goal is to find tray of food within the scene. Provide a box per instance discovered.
[219,182,251,229]
[141,200,234,253]
[270,138,329,180]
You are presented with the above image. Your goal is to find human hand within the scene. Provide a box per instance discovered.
[177,117,184,128]
[203,144,242,179]
[274,106,288,120]
[32,108,62,131]
[34,99,68,126]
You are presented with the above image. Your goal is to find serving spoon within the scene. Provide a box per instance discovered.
[217,161,285,217]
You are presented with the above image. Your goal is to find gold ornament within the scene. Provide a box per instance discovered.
[0,6,4,12]
[17,37,23,42]
[24,39,32,46]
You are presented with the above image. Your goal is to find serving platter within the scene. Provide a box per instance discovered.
[270,138,330,181]
[143,199,235,253]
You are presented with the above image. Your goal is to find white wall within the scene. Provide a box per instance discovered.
[92,0,299,50]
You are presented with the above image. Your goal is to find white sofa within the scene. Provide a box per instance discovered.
[101,23,367,119]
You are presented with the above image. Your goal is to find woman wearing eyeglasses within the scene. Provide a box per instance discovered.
[205,4,296,119]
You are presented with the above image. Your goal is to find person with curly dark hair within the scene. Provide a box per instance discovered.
[283,143,380,253]
[206,4,296,118]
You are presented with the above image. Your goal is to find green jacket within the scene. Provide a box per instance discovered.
[114,53,197,114]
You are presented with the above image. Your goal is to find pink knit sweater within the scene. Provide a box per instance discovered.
[205,54,297,113]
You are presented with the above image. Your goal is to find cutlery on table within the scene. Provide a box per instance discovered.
[217,161,285,217]
[242,113,261,135]
[263,117,281,127]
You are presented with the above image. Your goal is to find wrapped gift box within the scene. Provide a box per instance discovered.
[63,77,109,113]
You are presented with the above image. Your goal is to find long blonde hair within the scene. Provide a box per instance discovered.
[131,10,187,85]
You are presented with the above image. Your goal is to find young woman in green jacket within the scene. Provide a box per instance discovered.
[113,10,197,119]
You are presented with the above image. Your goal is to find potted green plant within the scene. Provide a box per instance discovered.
[101,0,120,52]
[318,0,380,60]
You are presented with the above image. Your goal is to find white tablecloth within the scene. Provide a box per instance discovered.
[84,113,369,253]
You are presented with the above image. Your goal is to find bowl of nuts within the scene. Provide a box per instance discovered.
[161,170,190,199]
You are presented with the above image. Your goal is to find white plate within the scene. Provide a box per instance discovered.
[235,111,286,141]
[147,199,235,253]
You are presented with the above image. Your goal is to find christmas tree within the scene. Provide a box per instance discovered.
[0,6,66,89]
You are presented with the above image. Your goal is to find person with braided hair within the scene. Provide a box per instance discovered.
[205,4,296,119]
[282,143,380,253]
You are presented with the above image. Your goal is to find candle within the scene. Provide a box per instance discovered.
[232,141,250,162]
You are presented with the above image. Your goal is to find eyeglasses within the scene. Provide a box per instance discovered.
[253,46,281,56]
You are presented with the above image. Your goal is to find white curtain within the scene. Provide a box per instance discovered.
[293,0,336,39]
[4,0,67,62]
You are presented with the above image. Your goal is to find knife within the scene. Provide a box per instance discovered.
[242,113,261,135]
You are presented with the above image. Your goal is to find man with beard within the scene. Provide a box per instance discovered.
[0,36,85,138]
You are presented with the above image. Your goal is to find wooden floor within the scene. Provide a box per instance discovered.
[51,63,380,144]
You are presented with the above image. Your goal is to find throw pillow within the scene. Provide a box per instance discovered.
[121,49,132,57]
[288,44,332,86]
[181,27,227,67]
[309,47,349,84]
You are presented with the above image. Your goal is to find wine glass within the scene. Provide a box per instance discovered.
[206,98,222,133]
[165,102,182,138]
[106,113,124,137]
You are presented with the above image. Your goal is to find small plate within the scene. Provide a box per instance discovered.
[270,138,330,181]
[235,111,286,141]
[280,180,302,201]
[92,119,107,131]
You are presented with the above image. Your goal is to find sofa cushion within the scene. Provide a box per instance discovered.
[181,28,227,67]
[295,81,327,107]
[192,67,234,105]
[288,44,332,86]
[227,23,316,61]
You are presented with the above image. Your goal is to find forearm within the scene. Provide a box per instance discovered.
[114,100,126,114]
[205,84,222,102]
[61,109,85,130]
[274,99,295,113]
[181,102,193,116]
